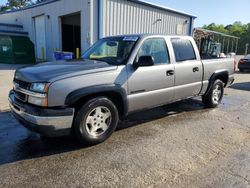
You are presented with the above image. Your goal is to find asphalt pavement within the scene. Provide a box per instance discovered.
[0,63,249,188]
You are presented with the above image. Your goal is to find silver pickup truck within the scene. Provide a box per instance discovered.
[9,34,235,145]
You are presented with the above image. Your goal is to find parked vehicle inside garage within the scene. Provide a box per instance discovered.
[9,34,235,145]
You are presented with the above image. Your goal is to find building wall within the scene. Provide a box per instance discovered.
[0,0,91,60]
[100,0,192,38]
[0,0,194,61]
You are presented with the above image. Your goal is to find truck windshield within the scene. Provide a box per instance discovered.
[82,36,139,65]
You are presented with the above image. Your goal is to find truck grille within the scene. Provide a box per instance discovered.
[14,79,31,90]
[13,79,30,103]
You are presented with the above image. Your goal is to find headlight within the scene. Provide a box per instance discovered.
[28,82,50,107]
[30,83,49,93]
[28,96,48,107]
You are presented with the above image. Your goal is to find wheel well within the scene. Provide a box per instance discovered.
[214,73,229,87]
[205,72,229,96]
[72,92,125,116]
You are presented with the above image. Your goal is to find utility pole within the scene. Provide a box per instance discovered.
[235,39,238,54]
[245,43,249,55]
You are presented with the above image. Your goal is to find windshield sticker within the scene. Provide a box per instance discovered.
[123,36,139,42]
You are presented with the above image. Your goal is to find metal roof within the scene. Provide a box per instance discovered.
[0,0,196,18]
[194,28,240,39]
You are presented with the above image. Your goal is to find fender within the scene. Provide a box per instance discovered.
[65,84,128,115]
[204,70,229,96]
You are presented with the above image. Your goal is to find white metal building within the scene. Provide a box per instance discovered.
[0,0,196,61]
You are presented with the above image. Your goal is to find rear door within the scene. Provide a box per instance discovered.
[171,38,203,99]
[127,37,175,112]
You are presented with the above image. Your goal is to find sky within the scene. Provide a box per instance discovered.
[146,0,250,27]
[0,0,249,27]
[0,0,7,5]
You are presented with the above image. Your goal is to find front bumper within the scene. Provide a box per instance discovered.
[8,91,74,137]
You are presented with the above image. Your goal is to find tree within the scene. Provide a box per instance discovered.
[7,0,32,9]
[36,0,47,3]
[0,0,47,12]
[203,23,228,34]
[203,22,250,54]
[0,5,11,12]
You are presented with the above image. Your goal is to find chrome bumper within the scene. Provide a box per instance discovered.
[9,91,74,137]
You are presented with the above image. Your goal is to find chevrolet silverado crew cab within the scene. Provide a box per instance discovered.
[9,34,235,145]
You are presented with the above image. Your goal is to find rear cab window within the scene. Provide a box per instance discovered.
[171,38,197,62]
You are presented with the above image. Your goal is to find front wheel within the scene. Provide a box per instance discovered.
[74,97,119,145]
[202,79,224,108]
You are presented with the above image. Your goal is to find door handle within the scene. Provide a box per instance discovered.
[193,67,199,72]
[166,70,174,76]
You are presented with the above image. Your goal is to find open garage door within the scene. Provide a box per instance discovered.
[34,15,46,60]
[61,13,81,58]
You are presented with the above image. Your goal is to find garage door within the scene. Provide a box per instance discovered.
[34,15,46,60]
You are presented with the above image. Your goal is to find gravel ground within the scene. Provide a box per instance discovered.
[0,62,249,188]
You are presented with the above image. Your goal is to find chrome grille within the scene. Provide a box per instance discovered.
[13,79,31,90]
[13,79,31,103]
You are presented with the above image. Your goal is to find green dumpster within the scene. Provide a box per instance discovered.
[0,35,35,64]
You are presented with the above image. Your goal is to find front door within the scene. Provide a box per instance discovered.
[127,38,175,112]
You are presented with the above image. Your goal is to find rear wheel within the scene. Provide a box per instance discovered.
[74,97,119,145]
[202,79,224,108]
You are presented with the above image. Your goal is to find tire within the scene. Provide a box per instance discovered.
[74,97,119,145]
[202,79,224,108]
[239,69,244,72]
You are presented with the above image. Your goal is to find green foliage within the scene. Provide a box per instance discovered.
[36,0,47,3]
[0,0,47,12]
[0,0,32,11]
[0,5,11,12]
[203,23,229,34]
[203,22,250,54]
[7,0,32,9]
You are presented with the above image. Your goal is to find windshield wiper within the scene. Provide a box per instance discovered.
[87,58,113,65]
[94,57,121,64]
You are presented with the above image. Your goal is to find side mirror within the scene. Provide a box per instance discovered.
[136,56,154,67]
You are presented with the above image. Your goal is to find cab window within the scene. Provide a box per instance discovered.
[171,38,196,62]
[137,38,170,65]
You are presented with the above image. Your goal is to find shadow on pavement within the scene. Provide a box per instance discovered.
[230,82,250,91]
[0,111,82,166]
[235,70,250,74]
[119,98,205,130]
[0,98,206,165]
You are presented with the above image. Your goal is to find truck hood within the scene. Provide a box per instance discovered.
[14,60,118,83]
